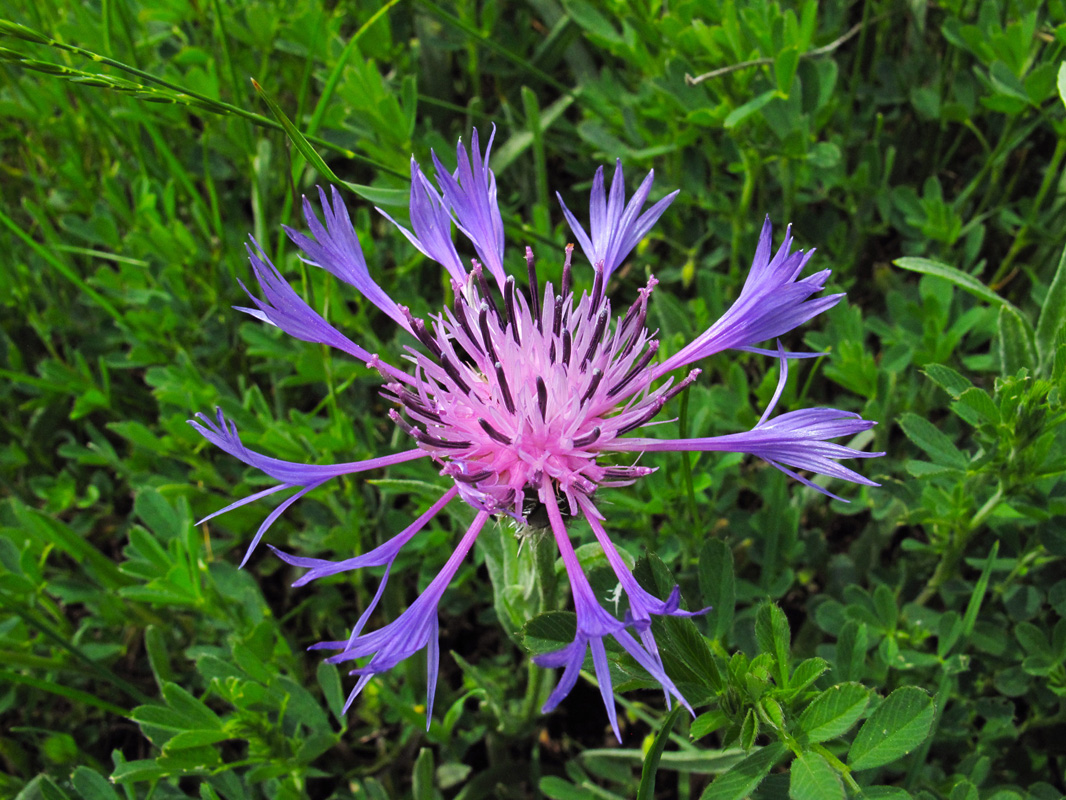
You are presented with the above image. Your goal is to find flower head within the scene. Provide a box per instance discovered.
[192,128,881,739]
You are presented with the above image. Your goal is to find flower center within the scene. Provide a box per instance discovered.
[386,246,694,519]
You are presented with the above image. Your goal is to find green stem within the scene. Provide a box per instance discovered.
[916,483,1003,605]
[0,18,400,172]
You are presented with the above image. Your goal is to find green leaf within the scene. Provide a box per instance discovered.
[789,751,844,800]
[797,682,869,743]
[774,47,800,95]
[788,658,829,696]
[250,79,404,206]
[998,305,1037,375]
[954,387,999,426]
[898,413,968,469]
[699,742,788,800]
[562,0,623,44]
[755,603,791,686]
[413,747,435,800]
[691,710,730,739]
[699,539,735,641]
[1057,61,1066,108]
[637,706,683,800]
[1036,242,1066,367]
[848,687,935,770]
[894,257,1020,312]
[922,364,973,399]
[522,611,575,656]
[724,90,777,129]
[71,768,121,800]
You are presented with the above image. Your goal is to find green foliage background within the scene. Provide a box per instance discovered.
[1,0,1065,798]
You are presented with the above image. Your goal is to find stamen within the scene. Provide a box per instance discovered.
[495,361,515,414]
[580,309,609,369]
[618,397,669,434]
[549,341,556,364]
[452,469,493,484]
[388,409,418,438]
[504,276,521,345]
[478,303,499,365]
[573,427,601,448]
[453,293,484,357]
[525,246,540,322]
[561,329,572,367]
[589,265,604,319]
[561,243,574,298]
[405,403,443,425]
[439,353,471,394]
[580,368,603,403]
[536,377,548,420]
[552,295,563,337]
[478,417,512,445]
[473,262,500,321]
[418,432,472,449]
[608,341,659,397]
[402,307,443,359]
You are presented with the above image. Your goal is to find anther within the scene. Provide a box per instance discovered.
[453,294,484,357]
[418,432,472,449]
[473,262,500,321]
[561,244,574,298]
[478,417,512,446]
[608,341,660,397]
[561,329,572,367]
[388,409,418,438]
[439,353,471,394]
[478,302,499,365]
[552,295,563,337]
[452,469,493,484]
[573,427,601,448]
[618,399,667,435]
[525,247,541,323]
[504,276,521,345]
[580,309,609,369]
[536,377,548,421]
[588,265,604,319]
[495,362,515,414]
[580,368,603,403]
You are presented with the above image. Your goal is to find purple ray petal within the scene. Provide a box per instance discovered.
[284,187,408,330]
[558,160,678,282]
[314,510,490,728]
[189,408,426,486]
[268,486,458,586]
[654,217,842,376]
[431,127,506,288]
[377,159,468,286]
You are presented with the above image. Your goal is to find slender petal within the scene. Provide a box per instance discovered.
[532,476,691,741]
[236,239,375,362]
[268,487,458,587]
[654,217,842,376]
[432,127,506,288]
[285,186,409,330]
[314,510,490,728]
[189,408,427,563]
[558,160,678,282]
[608,349,882,500]
[189,408,425,486]
[378,159,468,285]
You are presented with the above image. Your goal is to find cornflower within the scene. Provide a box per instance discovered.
[191,128,882,739]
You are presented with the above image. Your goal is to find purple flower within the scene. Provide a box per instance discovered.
[192,129,881,739]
